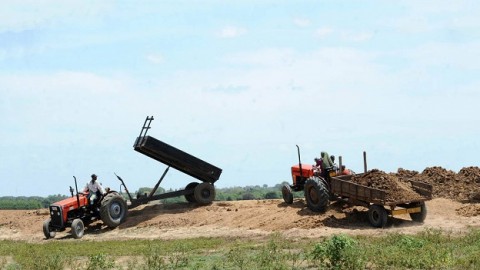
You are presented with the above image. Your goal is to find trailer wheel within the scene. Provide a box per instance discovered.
[100,192,128,228]
[71,218,84,239]
[43,218,56,239]
[282,184,294,204]
[304,177,329,212]
[410,202,427,223]
[185,182,199,203]
[194,182,216,205]
[368,204,388,228]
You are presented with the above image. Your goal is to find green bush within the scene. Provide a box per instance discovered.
[255,233,289,270]
[310,234,365,270]
[141,244,165,269]
[86,253,115,270]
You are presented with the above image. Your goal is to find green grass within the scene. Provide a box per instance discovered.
[0,228,479,269]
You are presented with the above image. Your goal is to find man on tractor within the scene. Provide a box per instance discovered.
[320,151,335,178]
[83,174,105,206]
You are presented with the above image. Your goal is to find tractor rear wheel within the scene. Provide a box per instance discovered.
[304,177,329,212]
[185,182,199,203]
[43,218,56,239]
[71,218,84,239]
[368,204,388,228]
[409,202,427,223]
[100,192,128,228]
[282,184,294,204]
[194,182,216,205]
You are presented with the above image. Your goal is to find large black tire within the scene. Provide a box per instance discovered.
[43,218,56,239]
[368,204,388,228]
[185,182,199,203]
[304,177,329,212]
[282,184,294,204]
[194,182,216,205]
[409,202,427,223]
[71,218,84,239]
[100,192,128,228]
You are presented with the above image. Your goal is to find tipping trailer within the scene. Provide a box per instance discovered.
[116,116,222,208]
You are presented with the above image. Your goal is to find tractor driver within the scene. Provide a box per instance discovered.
[83,174,106,206]
[320,151,335,178]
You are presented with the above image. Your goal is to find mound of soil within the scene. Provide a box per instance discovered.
[456,204,480,217]
[458,167,480,183]
[352,169,424,202]
[394,166,480,203]
[395,168,419,179]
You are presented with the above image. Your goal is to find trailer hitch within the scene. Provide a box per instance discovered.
[114,173,134,203]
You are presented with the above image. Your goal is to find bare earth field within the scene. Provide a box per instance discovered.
[1,166,479,242]
[1,198,479,242]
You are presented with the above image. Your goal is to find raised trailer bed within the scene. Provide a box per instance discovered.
[117,116,222,208]
[330,174,432,227]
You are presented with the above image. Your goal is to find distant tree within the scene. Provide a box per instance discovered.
[265,192,279,199]
[242,193,255,200]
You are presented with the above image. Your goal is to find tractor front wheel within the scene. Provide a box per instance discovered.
[194,182,216,205]
[185,182,199,203]
[43,218,56,239]
[71,218,84,239]
[304,177,329,212]
[282,184,294,204]
[100,192,128,228]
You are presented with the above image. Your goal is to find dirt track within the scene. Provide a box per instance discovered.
[1,198,479,242]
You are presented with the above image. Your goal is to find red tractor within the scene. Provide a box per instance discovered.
[43,176,128,239]
[282,145,335,212]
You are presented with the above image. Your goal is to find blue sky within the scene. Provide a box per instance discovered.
[1,1,479,197]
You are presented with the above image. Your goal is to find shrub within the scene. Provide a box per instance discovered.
[310,234,365,270]
[86,253,115,270]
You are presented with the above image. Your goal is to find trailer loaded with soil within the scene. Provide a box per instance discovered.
[283,146,432,227]
[330,170,432,227]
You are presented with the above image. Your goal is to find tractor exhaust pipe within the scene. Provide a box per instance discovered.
[296,145,303,179]
[73,176,80,208]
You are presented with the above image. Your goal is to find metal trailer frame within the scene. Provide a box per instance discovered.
[330,174,433,227]
[117,116,222,209]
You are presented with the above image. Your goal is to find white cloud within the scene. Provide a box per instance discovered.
[0,1,114,32]
[293,17,311,27]
[145,53,164,64]
[341,31,374,42]
[218,26,247,39]
[390,1,480,34]
[315,27,334,38]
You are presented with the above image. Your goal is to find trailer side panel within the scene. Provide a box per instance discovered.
[331,177,386,204]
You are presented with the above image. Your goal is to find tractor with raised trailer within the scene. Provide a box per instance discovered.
[282,146,432,227]
[43,116,222,239]
[43,176,127,239]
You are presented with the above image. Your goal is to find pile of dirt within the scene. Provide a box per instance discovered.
[457,167,480,183]
[456,204,480,217]
[393,166,480,203]
[394,168,419,178]
[352,169,424,202]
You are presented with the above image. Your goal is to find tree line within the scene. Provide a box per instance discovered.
[0,183,296,210]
